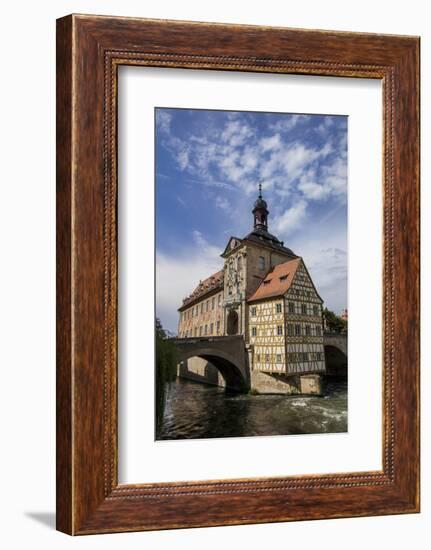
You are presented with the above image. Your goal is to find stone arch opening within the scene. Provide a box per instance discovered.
[178,351,248,392]
[226,310,239,335]
[324,345,347,378]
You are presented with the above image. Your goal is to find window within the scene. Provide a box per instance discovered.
[276,303,282,313]
[216,320,220,334]
[305,325,311,335]
[263,278,271,285]
[265,354,270,362]
[204,325,208,335]
[257,354,260,362]
[316,325,322,336]
[259,256,265,271]
[302,352,309,361]
[210,323,214,334]
[218,294,221,306]
[288,302,295,313]
[251,306,256,316]
[212,297,215,309]
[206,300,209,312]
[277,325,283,335]
[279,274,288,281]
[252,327,257,337]
[194,327,198,336]
[199,326,203,336]
[287,324,294,336]
[316,352,322,360]
[238,256,242,269]
[301,303,307,315]
[313,305,319,316]
[276,354,282,362]
[295,324,301,335]
[200,303,204,314]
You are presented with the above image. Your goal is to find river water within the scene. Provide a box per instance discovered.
[157,377,347,440]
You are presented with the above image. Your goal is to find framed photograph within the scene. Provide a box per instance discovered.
[56,14,420,534]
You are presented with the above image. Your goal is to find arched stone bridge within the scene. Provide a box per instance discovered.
[172,335,250,391]
[173,332,348,390]
[323,332,348,377]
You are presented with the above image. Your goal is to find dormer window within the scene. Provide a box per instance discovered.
[279,274,288,281]
[263,279,271,285]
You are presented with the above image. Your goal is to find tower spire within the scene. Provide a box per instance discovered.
[252,183,269,231]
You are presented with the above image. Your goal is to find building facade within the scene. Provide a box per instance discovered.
[177,186,326,390]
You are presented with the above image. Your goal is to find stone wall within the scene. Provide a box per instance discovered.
[177,357,225,387]
[251,371,322,395]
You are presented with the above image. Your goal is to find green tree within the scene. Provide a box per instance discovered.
[155,318,178,436]
[323,308,348,333]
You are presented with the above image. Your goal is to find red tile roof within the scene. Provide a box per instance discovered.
[180,269,224,309]
[247,258,301,303]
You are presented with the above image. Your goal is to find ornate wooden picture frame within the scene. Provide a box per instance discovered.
[56,14,420,535]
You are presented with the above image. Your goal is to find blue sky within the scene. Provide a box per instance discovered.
[155,108,348,333]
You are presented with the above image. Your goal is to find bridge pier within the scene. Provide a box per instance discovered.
[250,371,322,395]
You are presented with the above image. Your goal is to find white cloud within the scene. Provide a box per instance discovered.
[215,196,230,211]
[177,149,190,170]
[259,133,281,153]
[156,111,345,209]
[221,120,254,147]
[296,152,347,202]
[241,146,259,171]
[156,110,172,133]
[259,142,333,183]
[321,157,348,197]
[298,180,331,200]
[303,246,347,315]
[315,116,335,135]
[156,231,223,333]
[269,114,310,133]
[273,199,307,235]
